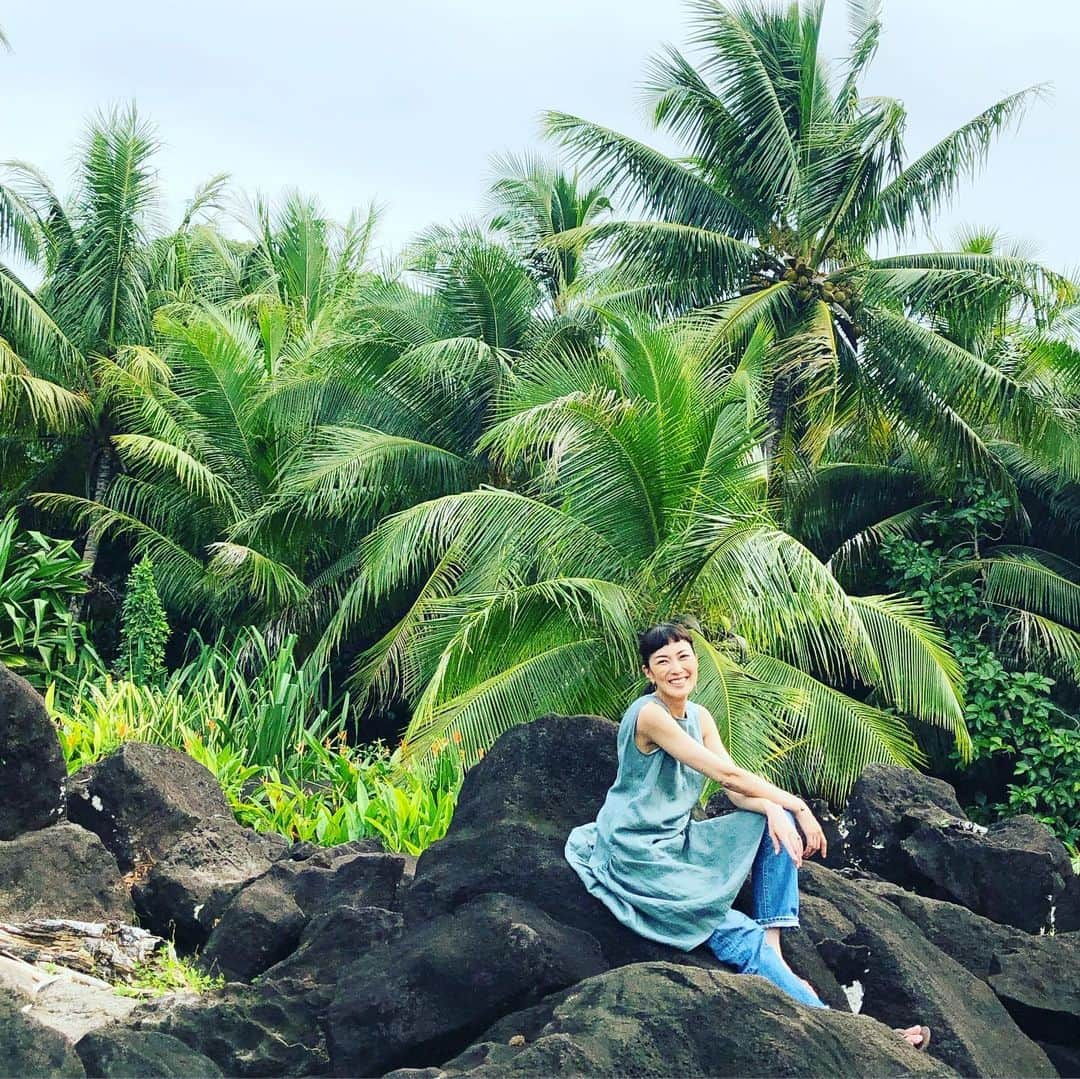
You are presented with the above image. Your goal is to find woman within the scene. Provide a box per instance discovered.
[565,622,929,1050]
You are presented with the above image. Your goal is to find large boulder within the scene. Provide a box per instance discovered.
[900,814,1073,933]
[0,821,132,922]
[799,863,1055,1077]
[865,881,1080,1063]
[200,841,404,980]
[0,664,67,840]
[75,1028,223,1078]
[326,892,608,1077]
[1058,874,1080,933]
[405,715,717,970]
[842,763,967,881]
[842,764,1075,934]
[0,987,85,1078]
[66,742,238,872]
[197,874,306,982]
[131,820,286,949]
[129,905,403,1077]
[405,715,617,929]
[418,962,955,1078]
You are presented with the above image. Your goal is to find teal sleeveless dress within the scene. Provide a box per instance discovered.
[565,694,766,950]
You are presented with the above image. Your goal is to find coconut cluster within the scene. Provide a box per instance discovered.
[739,256,860,322]
[778,259,857,317]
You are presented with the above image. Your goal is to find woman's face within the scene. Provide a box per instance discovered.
[643,639,698,696]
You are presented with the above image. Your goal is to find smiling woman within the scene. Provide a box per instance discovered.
[565,621,931,1049]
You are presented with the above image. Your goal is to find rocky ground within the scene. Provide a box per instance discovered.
[2,661,1079,1078]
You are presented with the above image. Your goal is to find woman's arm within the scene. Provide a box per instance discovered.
[654,703,827,859]
[724,789,776,815]
[639,702,808,810]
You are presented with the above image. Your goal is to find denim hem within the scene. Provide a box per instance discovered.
[756,917,800,929]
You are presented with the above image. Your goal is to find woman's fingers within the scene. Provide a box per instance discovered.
[782,827,803,867]
[797,811,829,860]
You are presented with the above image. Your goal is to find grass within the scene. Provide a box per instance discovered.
[114,943,225,997]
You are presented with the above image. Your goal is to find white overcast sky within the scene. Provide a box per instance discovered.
[2,1,1078,269]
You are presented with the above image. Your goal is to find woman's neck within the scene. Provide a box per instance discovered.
[653,687,689,719]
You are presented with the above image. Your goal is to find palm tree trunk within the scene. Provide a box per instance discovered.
[70,437,116,615]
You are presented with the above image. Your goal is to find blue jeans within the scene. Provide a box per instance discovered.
[707,811,827,1009]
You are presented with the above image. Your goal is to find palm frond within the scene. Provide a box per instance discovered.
[542,112,755,237]
[745,651,924,800]
[111,433,237,511]
[0,336,90,432]
[673,518,879,687]
[837,0,882,117]
[205,542,308,610]
[31,492,215,616]
[692,632,797,772]
[548,220,758,310]
[849,593,967,740]
[874,86,1046,237]
[962,553,1080,628]
[279,425,473,517]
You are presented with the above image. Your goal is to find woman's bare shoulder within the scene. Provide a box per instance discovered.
[636,698,669,726]
[634,699,668,754]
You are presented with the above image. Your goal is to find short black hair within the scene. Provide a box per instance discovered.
[638,622,695,665]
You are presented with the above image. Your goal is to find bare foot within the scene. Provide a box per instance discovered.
[894,1025,928,1049]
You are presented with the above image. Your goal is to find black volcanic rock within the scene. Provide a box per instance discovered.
[0,664,66,839]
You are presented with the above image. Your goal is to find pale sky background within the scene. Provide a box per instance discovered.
[2,1,1078,270]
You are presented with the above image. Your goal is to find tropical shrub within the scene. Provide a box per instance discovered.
[115,556,169,685]
[0,510,100,694]
[225,740,461,854]
[51,628,463,854]
[881,486,1080,845]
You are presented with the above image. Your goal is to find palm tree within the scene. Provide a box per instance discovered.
[0,28,90,502]
[0,108,225,566]
[786,226,1080,682]
[317,307,966,799]
[544,0,1077,495]
[32,192,380,624]
[487,153,612,313]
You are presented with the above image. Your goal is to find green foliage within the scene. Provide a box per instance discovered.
[51,629,463,855]
[319,313,965,800]
[882,483,1080,846]
[115,556,169,685]
[216,739,462,855]
[0,510,100,694]
[115,943,224,997]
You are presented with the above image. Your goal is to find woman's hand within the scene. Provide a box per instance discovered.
[765,804,805,867]
[794,804,828,860]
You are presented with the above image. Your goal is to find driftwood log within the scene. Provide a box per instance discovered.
[0,919,163,981]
